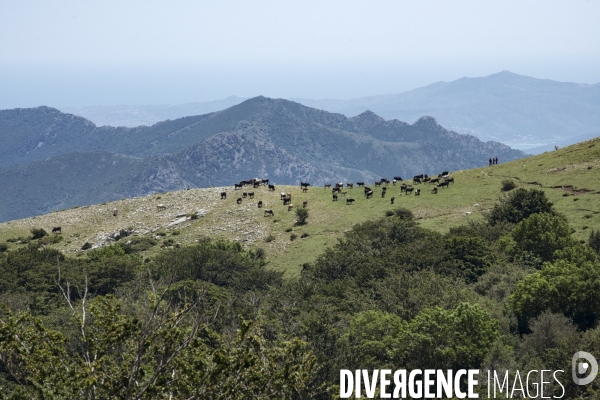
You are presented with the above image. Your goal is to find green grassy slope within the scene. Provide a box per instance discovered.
[1,136,599,278]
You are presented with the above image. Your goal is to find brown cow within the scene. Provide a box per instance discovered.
[264,209,274,216]
[303,200,308,208]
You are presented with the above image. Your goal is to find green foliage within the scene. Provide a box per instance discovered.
[265,234,275,243]
[590,229,600,256]
[510,259,600,331]
[152,239,282,291]
[0,243,7,253]
[511,213,574,262]
[501,179,517,191]
[487,188,554,225]
[290,233,298,241]
[295,207,309,225]
[81,242,92,250]
[443,235,495,282]
[30,228,48,239]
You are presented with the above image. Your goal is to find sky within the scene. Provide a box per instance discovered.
[1,0,599,108]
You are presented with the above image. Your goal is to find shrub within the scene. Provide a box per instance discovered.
[81,242,92,250]
[189,213,199,220]
[295,208,309,225]
[501,179,517,192]
[486,188,554,225]
[285,228,292,233]
[0,243,8,252]
[385,210,395,217]
[590,230,600,256]
[511,213,574,262]
[301,233,310,238]
[393,208,415,221]
[30,228,48,239]
[162,239,175,247]
[172,230,181,236]
[290,234,298,241]
[265,234,276,243]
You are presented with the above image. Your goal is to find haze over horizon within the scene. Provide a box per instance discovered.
[1,0,599,109]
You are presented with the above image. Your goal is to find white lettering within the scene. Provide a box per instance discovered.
[363,369,379,398]
[493,370,509,398]
[409,369,423,398]
[541,370,551,398]
[438,369,453,398]
[468,370,479,398]
[511,370,525,398]
[380,369,391,398]
[527,370,539,398]
[340,370,353,398]
[455,369,466,399]
[553,370,565,399]
[393,370,407,399]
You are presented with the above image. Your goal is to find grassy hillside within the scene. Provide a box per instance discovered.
[1,136,599,278]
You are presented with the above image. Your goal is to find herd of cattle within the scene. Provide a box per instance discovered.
[221,174,455,216]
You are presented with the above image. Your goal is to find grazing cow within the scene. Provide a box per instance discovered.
[357,182,365,187]
[423,177,431,183]
[300,182,310,189]
[262,178,269,185]
[52,227,62,234]
[437,181,449,188]
[234,183,243,190]
[401,184,407,193]
[381,190,386,198]
[346,198,355,205]
[253,182,261,188]
[441,171,449,176]
[414,174,424,180]
[444,177,454,184]
[242,192,248,198]
[258,201,263,208]
[264,209,274,216]
[280,192,287,200]
[347,183,354,189]
[332,194,338,201]
[405,187,414,194]
[112,208,118,217]
[332,187,341,193]
[341,191,347,197]
[382,187,387,192]
[303,200,308,208]
[335,182,344,188]
[324,183,332,188]
[381,178,390,185]
[302,187,309,193]
[413,177,421,184]
[364,186,372,194]
[366,190,374,199]
[431,187,438,194]
[236,198,242,204]
[374,181,382,187]
[415,189,421,196]
[392,179,397,186]
[288,205,294,211]
[268,184,275,191]
[248,192,255,199]
[429,178,439,184]
[393,176,403,181]
[157,204,167,211]
[220,192,227,199]
[283,197,292,205]
[390,197,395,204]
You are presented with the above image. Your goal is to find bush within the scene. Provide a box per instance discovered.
[285,228,292,233]
[81,242,92,250]
[486,188,554,225]
[290,234,298,241]
[501,179,517,192]
[30,228,48,239]
[393,208,415,221]
[301,233,310,238]
[188,213,199,220]
[265,234,275,243]
[385,210,395,217]
[590,230,600,256]
[0,243,8,252]
[172,230,181,236]
[511,213,574,262]
[295,208,309,225]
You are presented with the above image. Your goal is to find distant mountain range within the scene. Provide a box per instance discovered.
[0,97,525,222]
[58,72,600,152]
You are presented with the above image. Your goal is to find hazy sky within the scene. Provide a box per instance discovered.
[1,0,599,108]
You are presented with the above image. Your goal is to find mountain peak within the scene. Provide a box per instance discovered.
[351,110,385,123]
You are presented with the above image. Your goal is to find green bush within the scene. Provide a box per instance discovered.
[290,234,298,241]
[285,228,292,233]
[30,228,48,239]
[487,188,555,225]
[501,179,517,191]
[295,208,309,225]
[265,234,275,243]
[0,243,8,253]
[81,242,92,250]
[511,213,574,262]
[301,233,310,238]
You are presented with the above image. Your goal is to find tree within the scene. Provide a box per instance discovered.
[511,213,574,262]
[487,188,554,225]
[589,229,600,256]
[510,259,600,331]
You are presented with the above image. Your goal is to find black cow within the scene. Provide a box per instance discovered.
[357,182,365,187]
[234,183,243,190]
[366,190,373,199]
[268,184,275,191]
[437,181,449,188]
[401,184,407,193]
[264,209,274,216]
[220,192,227,199]
[236,198,242,204]
[324,183,332,188]
[248,192,254,198]
[52,227,62,234]
[242,192,248,198]
[393,176,403,181]
[390,197,395,204]
[406,187,414,194]
[415,189,421,196]
[413,177,421,184]
[332,194,338,201]
[346,198,355,205]
[444,177,455,184]
[301,182,310,189]
[258,201,263,208]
